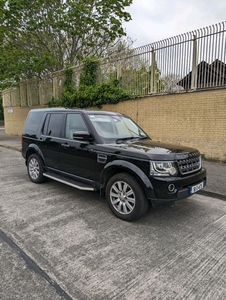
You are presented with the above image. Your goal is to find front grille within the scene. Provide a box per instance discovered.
[177,152,201,175]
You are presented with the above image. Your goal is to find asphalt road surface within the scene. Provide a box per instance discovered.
[0,147,226,300]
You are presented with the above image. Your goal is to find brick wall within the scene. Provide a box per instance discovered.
[98,89,226,162]
[3,89,226,161]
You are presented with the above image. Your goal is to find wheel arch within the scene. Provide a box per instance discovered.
[25,144,46,166]
[100,160,155,199]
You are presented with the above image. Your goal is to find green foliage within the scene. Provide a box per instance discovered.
[60,80,131,109]
[79,57,100,87]
[1,0,132,84]
[63,68,74,92]
[48,58,131,109]
[0,96,4,121]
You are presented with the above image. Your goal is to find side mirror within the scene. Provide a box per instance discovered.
[73,131,93,141]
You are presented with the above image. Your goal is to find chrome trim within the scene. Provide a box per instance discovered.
[177,155,201,175]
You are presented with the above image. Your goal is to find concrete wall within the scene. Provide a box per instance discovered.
[3,88,226,161]
[2,79,52,135]
[2,79,52,108]
[3,107,32,135]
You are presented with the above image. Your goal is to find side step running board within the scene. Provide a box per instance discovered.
[43,172,95,191]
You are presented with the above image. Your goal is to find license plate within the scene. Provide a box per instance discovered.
[190,181,204,194]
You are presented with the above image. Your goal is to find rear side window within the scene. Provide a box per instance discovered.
[24,111,43,136]
[43,113,63,137]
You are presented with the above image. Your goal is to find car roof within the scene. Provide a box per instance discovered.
[29,108,123,116]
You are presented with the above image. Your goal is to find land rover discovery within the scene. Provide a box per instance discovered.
[22,108,206,221]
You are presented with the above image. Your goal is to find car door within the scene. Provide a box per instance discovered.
[60,113,97,180]
[40,112,64,170]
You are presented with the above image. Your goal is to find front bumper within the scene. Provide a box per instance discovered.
[147,168,207,207]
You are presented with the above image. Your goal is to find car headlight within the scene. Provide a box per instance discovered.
[150,161,178,176]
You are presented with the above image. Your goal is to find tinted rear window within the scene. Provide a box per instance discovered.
[24,111,44,135]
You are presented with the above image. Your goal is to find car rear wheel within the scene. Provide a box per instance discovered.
[27,153,45,183]
[106,172,149,221]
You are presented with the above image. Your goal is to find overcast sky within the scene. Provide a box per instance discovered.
[124,0,226,47]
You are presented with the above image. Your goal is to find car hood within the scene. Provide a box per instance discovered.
[98,138,200,160]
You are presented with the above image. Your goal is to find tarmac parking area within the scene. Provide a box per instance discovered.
[0,147,226,300]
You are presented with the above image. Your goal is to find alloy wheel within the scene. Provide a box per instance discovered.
[109,180,136,215]
[28,158,40,180]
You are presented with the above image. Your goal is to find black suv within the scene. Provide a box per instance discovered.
[22,108,206,221]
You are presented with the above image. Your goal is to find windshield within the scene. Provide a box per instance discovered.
[88,114,148,143]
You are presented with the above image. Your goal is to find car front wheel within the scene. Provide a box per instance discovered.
[27,153,45,183]
[106,172,149,221]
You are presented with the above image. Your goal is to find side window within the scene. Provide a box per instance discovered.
[44,113,63,137]
[65,114,88,139]
[24,111,43,136]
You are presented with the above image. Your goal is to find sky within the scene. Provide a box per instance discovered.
[124,0,226,48]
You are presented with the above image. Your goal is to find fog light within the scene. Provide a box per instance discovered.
[168,184,175,193]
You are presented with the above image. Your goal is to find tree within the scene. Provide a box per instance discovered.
[0,0,132,86]
[161,74,184,93]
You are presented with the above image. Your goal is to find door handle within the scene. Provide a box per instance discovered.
[61,143,70,148]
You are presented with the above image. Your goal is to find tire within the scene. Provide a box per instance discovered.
[27,153,45,183]
[106,172,149,221]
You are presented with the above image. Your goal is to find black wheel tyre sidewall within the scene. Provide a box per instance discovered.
[106,173,149,221]
[27,154,44,183]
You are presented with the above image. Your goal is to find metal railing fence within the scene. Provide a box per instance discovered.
[98,21,226,96]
